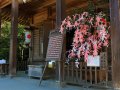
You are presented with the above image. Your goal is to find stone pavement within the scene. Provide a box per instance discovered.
[0,74,112,90]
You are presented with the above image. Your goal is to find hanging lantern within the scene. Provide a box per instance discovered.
[25,30,31,44]
[24,26,32,45]
[24,25,37,45]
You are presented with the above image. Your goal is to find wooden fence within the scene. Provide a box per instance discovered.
[62,52,112,88]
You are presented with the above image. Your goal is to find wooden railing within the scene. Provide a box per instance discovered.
[0,64,9,75]
[62,61,112,88]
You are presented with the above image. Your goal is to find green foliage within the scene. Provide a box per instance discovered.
[0,21,11,60]
[17,24,25,61]
[1,21,11,38]
[17,24,25,49]
[0,21,25,61]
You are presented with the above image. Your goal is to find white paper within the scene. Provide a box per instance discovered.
[87,55,100,67]
[0,59,6,64]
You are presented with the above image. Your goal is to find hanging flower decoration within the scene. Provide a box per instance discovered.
[60,12,110,63]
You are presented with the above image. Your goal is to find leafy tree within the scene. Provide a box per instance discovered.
[0,21,25,61]
[0,21,11,60]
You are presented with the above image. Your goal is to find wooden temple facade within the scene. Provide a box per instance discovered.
[0,0,120,89]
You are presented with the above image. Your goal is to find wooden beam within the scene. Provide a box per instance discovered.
[2,11,10,20]
[9,0,19,77]
[34,0,55,13]
[110,0,120,89]
[66,2,109,15]
[0,0,12,8]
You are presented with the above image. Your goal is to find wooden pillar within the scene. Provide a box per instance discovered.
[29,16,34,64]
[56,0,65,28]
[9,0,19,77]
[110,0,120,89]
[56,0,66,82]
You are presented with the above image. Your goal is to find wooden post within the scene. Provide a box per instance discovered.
[56,0,66,83]
[110,0,120,89]
[9,0,19,77]
[28,16,34,65]
[56,0,65,28]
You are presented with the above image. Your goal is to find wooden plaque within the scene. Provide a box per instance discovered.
[46,30,63,61]
[100,52,107,69]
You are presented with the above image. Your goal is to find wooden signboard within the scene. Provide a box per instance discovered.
[39,30,63,85]
[46,30,63,61]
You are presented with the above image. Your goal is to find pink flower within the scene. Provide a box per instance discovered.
[74,21,79,26]
[69,51,75,58]
[59,12,110,62]
[73,37,79,43]
[103,40,109,46]
[84,51,89,62]
[100,18,106,23]
[93,41,98,56]
[60,26,64,33]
